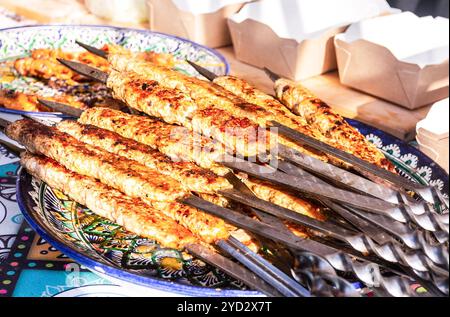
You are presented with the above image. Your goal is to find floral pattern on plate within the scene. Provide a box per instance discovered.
[0,25,228,116]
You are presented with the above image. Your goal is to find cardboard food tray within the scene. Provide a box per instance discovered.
[227,0,395,80]
[228,18,345,81]
[335,12,449,109]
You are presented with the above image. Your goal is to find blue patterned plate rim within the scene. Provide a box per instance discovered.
[0,24,230,117]
[347,118,449,189]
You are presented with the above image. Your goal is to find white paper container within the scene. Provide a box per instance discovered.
[416,98,449,172]
[228,0,395,80]
[85,0,149,23]
[335,12,449,109]
[147,0,251,48]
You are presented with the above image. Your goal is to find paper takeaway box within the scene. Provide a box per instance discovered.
[335,12,449,110]
[85,0,149,23]
[227,0,396,80]
[146,0,251,48]
[416,98,449,172]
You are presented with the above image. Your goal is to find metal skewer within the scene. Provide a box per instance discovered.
[36,98,448,282]
[75,40,108,59]
[276,160,449,265]
[70,40,447,215]
[40,98,448,239]
[22,107,399,252]
[222,157,448,234]
[70,37,447,215]
[53,57,448,288]
[53,61,446,234]
[50,60,432,223]
[188,60,449,212]
[4,116,441,296]
[271,120,449,208]
[263,67,449,210]
[0,135,305,297]
[226,171,361,297]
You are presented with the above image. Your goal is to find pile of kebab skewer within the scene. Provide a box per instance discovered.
[0,42,448,297]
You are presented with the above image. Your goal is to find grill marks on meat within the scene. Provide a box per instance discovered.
[56,120,233,194]
[213,76,318,133]
[78,108,325,221]
[8,119,231,243]
[79,107,230,176]
[107,70,271,157]
[107,54,328,162]
[20,152,199,249]
[211,76,355,168]
[273,79,396,172]
[6,119,187,202]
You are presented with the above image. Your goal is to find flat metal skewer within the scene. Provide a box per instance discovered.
[69,41,446,294]
[70,37,448,215]
[50,61,430,224]
[188,60,449,211]
[275,159,449,264]
[35,99,448,279]
[49,60,448,234]
[0,134,304,297]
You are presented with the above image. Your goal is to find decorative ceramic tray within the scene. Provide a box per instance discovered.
[13,119,449,297]
[0,24,229,117]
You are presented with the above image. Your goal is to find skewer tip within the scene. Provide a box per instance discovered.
[37,99,83,118]
[186,60,218,81]
[75,40,108,59]
[0,117,12,129]
[56,58,74,70]
[263,67,281,82]
[0,138,24,156]
[56,58,108,84]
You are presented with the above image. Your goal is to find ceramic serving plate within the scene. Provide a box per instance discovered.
[0,24,229,118]
[11,119,448,297]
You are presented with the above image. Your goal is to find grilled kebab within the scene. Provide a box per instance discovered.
[104,52,394,172]
[107,70,272,157]
[56,119,231,195]
[9,118,310,250]
[6,118,231,243]
[0,89,87,111]
[21,152,199,249]
[13,47,175,86]
[14,48,109,84]
[77,107,325,221]
[212,75,394,172]
[103,54,328,162]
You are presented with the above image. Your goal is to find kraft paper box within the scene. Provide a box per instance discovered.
[227,0,395,80]
[147,0,251,48]
[335,12,449,110]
